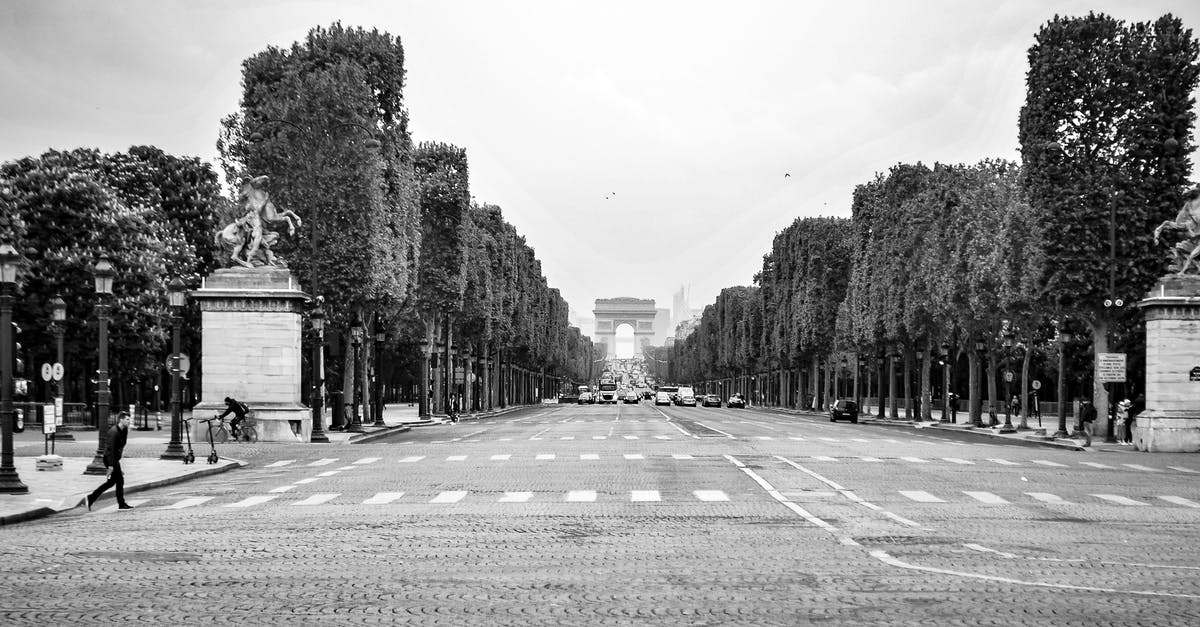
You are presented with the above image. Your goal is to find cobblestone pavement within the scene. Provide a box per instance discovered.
[2,402,1199,625]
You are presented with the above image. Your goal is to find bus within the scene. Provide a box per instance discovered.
[597,380,618,404]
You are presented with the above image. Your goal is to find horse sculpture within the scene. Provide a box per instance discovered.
[215,175,303,268]
[1154,189,1200,276]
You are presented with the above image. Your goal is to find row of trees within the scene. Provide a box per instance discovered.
[1,23,595,419]
[669,13,1199,425]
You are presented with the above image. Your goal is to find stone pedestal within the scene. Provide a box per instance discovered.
[190,268,310,443]
[1136,275,1200,452]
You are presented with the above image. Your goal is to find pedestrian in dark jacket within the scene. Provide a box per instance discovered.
[1078,399,1097,447]
[87,412,133,510]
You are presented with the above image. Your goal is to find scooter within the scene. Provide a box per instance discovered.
[199,416,221,464]
[181,416,196,464]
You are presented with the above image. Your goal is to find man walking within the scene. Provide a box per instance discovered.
[1078,398,1097,447]
[87,411,133,510]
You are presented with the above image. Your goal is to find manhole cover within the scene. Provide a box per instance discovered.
[69,551,202,562]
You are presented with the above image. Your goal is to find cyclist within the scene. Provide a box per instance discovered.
[220,397,250,440]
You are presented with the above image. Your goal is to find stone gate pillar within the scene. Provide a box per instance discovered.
[190,267,310,442]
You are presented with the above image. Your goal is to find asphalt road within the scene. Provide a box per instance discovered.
[3,401,1199,625]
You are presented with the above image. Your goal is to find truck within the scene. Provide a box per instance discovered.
[597,378,618,404]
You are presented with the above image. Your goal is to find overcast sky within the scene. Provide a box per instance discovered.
[3,0,1199,339]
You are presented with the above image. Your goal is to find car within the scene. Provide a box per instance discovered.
[675,387,697,406]
[829,399,859,423]
[642,390,655,400]
[654,391,673,406]
[702,394,721,407]
[577,391,594,405]
[726,393,746,409]
[623,390,639,404]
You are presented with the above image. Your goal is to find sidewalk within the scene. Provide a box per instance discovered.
[749,404,1133,453]
[0,402,530,526]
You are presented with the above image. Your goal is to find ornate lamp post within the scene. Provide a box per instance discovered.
[346,318,365,433]
[972,337,987,427]
[161,278,188,460]
[1053,322,1072,439]
[418,337,432,420]
[48,295,73,441]
[309,303,329,443]
[0,240,29,493]
[373,323,386,426]
[1000,330,1018,433]
[84,256,115,475]
[939,342,952,423]
[914,348,925,421]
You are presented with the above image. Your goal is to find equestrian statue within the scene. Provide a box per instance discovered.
[215,175,303,268]
[1154,188,1200,276]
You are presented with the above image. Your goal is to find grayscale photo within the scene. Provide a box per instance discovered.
[2,0,1200,624]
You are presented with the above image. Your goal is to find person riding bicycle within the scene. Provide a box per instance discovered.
[220,397,250,440]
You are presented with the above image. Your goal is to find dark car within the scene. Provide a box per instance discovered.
[829,399,859,423]
[702,394,721,407]
[726,393,746,409]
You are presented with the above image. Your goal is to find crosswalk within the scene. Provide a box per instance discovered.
[258,454,1200,475]
[893,490,1200,508]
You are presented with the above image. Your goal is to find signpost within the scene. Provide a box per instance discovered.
[1097,353,1127,383]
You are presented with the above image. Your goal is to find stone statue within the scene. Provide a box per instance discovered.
[1154,189,1200,276]
[215,175,303,268]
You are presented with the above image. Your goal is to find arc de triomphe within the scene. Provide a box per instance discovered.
[593,297,658,357]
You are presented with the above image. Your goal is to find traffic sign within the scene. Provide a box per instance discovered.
[52,362,63,381]
[1097,353,1126,383]
[41,363,52,382]
[167,353,191,375]
[1031,380,1042,390]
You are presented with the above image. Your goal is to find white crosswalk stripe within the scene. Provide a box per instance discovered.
[943,458,974,465]
[900,457,928,463]
[155,496,213,510]
[1031,460,1068,467]
[490,454,511,461]
[988,458,1020,466]
[1027,492,1071,504]
[964,491,1009,504]
[1158,496,1200,508]
[899,491,944,503]
[96,499,148,512]
[1122,464,1161,472]
[307,458,338,466]
[399,456,425,463]
[1169,466,1200,474]
[293,493,339,506]
[447,455,467,461]
[693,490,729,502]
[362,492,405,504]
[353,457,381,465]
[265,460,295,468]
[430,491,467,503]
[316,470,341,477]
[268,485,296,493]
[580,454,599,460]
[225,495,278,508]
[536,454,555,460]
[499,492,533,503]
[1080,462,1115,469]
[624,454,645,460]
[1092,494,1146,506]
[295,478,320,485]
[566,490,597,502]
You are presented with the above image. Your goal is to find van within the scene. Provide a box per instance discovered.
[676,386,697,407]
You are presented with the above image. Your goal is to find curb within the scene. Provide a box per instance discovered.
[0,459,246,527]
[348,425,412,444]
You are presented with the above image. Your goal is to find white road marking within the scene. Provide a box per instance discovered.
[1026,492,1071,504]
[1158,496,1200,508]
[672,454,693,459]
[499,492,533,503]
[353,457,380,465]
[307,458,338,466]
[859,457,884,462]
[654,435,671,440]
[559,436,575,440]
[623,435,639,440]
[900,457,928,463]
[580,454,600,460]
[813,456,838,462]
[430,491,467,503]
[490,454,511,461]
[624,454,645,460]
[316,471,340,477]
[592,435,607,440]
[693,490,729,502]
[399,456,425,463]
[1031,460,1067,467]
[1080,462,1114,469]
[96,499,148,512]
[155,496,214,510]
[1092,494,1146,506]
[295,478,320,484]
[1123,464,1161,472]
[265,460,295,467]
[566,490,596,502]
[964,491,1009,504]
[943,458,974,465]
[446,455,467,461]
[293,493,339,506]
[631,490,661,502]
[1169,466,1200,473]
[363,492,405,504]
[988,458,1020,466]
[900,491,945,503]
[268,485,296,493]
[225,495,278,508]
[535,454,555,460]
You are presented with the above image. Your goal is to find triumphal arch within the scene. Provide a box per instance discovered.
[593,297,658,357]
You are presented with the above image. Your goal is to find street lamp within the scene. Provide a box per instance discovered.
[48,295,73,442]
[346,318,365,433]
[418,336,432,420]
[309,302,329,443]
[161,278,188,460]
[999,330,1017,433]
[0,239,29,493]
[84,255,114,475]
[914,348,925,421]
[940,342,952,423]
[972,337,987,427]
[1053,322,1072,439]
[373,322,386,426]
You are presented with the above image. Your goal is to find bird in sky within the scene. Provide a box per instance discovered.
[784,173,791,178]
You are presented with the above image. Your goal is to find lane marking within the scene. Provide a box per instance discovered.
[295,478,320,485]
[363,492,405,504]
[1080,461,1114,469]
[316,470,341,477]
[446,455,467,461]
[500,492,533,503]
[430,491,467,503]
[693,490,729,502]
[1169,466,1200,474]
[1158,496,1200,508]
[225,495,277,508]
[900,491,944,503]
[1026,492,1071,504]
[490,454,511,461]
[813,456,838,462]
[293,493,339,506]
[900,457,928,463]
[1123,463,1161,472]
[988,458,1019,466]
[155,496,213,510]
[1031,460,1067,467]
[672,454,693,460]
[859,456,884,462]
[580,454,599,460]
[964,491,1009,504]
[353,457,381,465]
[268,485,296,493]
[265,460,295,468]
[943,458,974,465]
[624,454,645,460]
[307,458,338,466]
[399,456,425,463]
[566,490,597,502]
[1092,494,1146,506]
[535,454,555,460]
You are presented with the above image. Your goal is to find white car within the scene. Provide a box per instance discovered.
[654,391,673,406]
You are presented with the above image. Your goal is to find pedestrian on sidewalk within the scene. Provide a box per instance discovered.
[1078,398,1097,447]
[1116,398,1132,445]
[86,411,133,510]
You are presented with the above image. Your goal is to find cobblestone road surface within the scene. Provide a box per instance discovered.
[2,402,1198,625]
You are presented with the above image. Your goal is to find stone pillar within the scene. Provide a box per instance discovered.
[190,268,310,442]
[1136,275,1200,452]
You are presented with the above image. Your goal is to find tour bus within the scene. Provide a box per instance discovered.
[597,380,619,404]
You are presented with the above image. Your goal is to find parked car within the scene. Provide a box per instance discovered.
[726,393,746,409]
[702,394,722,407]
[623,390,639,404]
[654,391,673,406]
[577,391,594,405]
[674,386,697,406]
[829,399,859,423]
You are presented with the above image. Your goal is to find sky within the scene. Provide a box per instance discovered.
[3,0,1199,341]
